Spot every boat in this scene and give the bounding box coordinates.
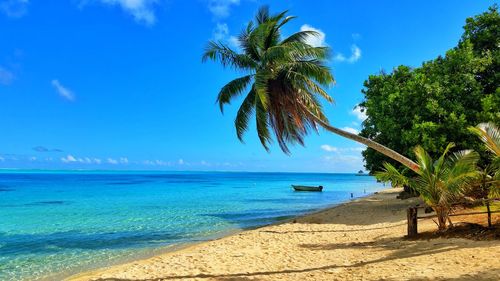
[292,185,323,192]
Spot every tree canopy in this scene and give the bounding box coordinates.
[359,5,500,174]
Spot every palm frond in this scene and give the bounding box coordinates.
[202,41,256,70]
[281,30,320,45]
[414,145,434,176]
[444,150,480,193]
[374,162,410,187]
[277,15,297,29]
[434,142,455,177]
[469,122,500,156]
[255,93,271,151]
[235,88,256,141]
[256,6,270,24]
[238,21,260,62]
[217,75,254,112]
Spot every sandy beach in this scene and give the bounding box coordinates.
[68,188,500,281]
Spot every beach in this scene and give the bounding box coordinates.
[68,188,500,281]
[0,172,387,280]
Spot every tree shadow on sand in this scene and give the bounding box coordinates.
[376,268,500,281]
[90,236,489,281]
[259,222,407,234]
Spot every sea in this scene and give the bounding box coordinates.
[0,171,385,280]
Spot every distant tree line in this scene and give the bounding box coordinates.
[359,5,500,174]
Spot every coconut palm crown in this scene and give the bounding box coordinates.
[202,6,420,172]
[203,7,333,153]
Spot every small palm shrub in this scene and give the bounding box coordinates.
[376,143,479,231]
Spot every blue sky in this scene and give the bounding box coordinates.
[0,0,496,172]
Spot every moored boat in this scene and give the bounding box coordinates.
[292,185,323,192]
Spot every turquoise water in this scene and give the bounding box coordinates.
[0,171,385,280]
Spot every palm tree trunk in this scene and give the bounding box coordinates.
[435,207,448,231]
[308,113,420,173]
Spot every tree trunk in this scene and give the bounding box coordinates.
[310,115,420,173]
[486,201,492,228]
[435,207,448,231]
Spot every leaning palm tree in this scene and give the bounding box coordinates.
[375,143,479,231]
[202,6,420,173]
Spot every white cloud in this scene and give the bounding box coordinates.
[155,159,170,166]
[323,154,364,167]
[107,158,118,164]
[0,156,4,162]
[51,79,75,101]
[212,23,239,50]
[61,155,103,164]
[0,0,29,18]
[333,53,346,62]
[321,144,366,172]
[350,147,365,152]
[324,154,361,162]
[228,36,239,48]
[342,127,359,134]
[0,66,14,85]
[213,22,229,41]
[82,0,159,25]
[351,105,367,121]
[321,145,365,153]
[321,145,338,152]
[61,155,77,163]
[29,156,37,161]
[334,44,362,63]
[142,159,170,166]
[350,45,362,62]
[300,24,326,47]
[208,0,239,18]
[178,158,184,165]
[119,157,129,164]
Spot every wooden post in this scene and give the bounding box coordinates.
[407,207,418,237]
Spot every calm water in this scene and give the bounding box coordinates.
[0,171,384,280]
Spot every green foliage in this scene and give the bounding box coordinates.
[376,143,479,230]
[360,6,500,174]
[202,6,335,154]
[461,4,500,97]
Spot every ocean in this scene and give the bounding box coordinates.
[0,171,385,280]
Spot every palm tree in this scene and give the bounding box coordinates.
[202,6,420,173]
[469,122,500,199]
[375,143,479,231]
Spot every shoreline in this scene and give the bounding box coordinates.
[62,190,380,281]
[67,188,500,281]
